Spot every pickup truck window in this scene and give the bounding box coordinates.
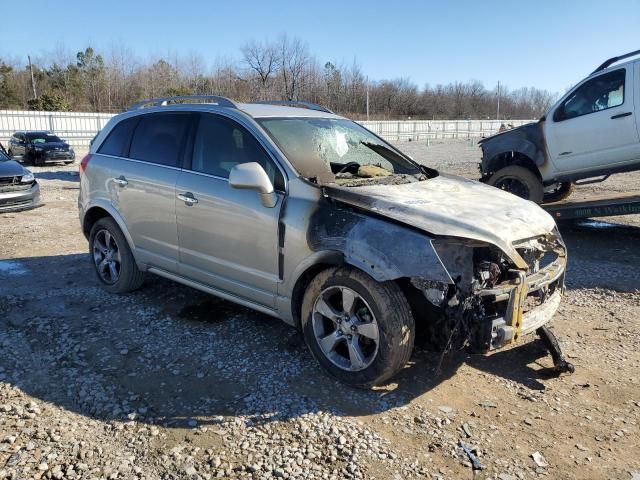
[555,68,625,122]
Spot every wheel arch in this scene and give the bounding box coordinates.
[289,259,340,329]
[82,202,136,255]
[480,124,547,179]
[485,151,542,180]
[288,217,452,328]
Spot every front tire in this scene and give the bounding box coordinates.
[543,182,575,203]
[301,267,415,388]
[89,217,144,294]
[487,165,544,203]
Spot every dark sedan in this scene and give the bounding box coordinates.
[0,151,41,212]
[8,131,75,165]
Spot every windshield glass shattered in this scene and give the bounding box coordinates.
[258,117,428,185]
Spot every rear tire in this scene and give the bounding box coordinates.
[89,217,144,294]
[487,165,544,203]
[543,182,575,203]
[301,266,415,388]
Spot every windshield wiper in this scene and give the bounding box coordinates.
[360,141,396,156]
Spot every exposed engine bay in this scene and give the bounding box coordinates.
[410,233,566,355]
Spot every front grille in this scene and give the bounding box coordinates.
[0,183,32,193]
[0,176,21,186]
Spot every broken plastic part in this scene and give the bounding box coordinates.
[536,325,575,375]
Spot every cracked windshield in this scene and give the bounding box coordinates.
[259,117,426,185]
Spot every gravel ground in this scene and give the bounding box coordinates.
[1,140,639,480]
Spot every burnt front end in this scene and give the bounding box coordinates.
[473,235,566,351]
[415,231,566,353]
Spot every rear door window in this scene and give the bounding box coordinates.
[129,113,192,167]
[98,117,140,157]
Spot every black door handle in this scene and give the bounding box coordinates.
[611,112,632,119]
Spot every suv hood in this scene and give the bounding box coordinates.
[323,174,557,269]
[0,159,26,177]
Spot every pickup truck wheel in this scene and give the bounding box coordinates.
[301,267,415,388]
[488,166,544,203]
[89,217,144,294]
[543,182,575,203]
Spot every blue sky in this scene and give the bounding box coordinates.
[2,0,639,94]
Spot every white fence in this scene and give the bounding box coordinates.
[359,119,532,141]
[0,110,115,148]
[0,109,533,148]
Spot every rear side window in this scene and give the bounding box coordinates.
[192,114,284,189]
[129,113,191,167]
[98,117,139,156]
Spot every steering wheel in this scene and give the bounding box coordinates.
[338,161,360,174]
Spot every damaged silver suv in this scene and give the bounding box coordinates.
[79,96,567,387]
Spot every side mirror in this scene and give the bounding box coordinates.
[228,162,277,208]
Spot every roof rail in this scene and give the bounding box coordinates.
[592,49,640,74]
[128,95,238,111]
[251,100,334,114]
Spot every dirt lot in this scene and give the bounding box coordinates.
[1,140,639,480]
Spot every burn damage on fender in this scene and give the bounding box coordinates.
[307,196,451,283]
[479,121,548,178]
[307,183,567,354]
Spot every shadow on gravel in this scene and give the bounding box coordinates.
[34,171,79,182]
[1,222,636,429]
[559,219,640,292]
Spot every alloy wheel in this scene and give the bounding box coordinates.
[311,286,380,371]
[92,229,122,284]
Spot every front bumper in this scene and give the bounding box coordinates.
[0,182,41,212]
[478,253,566,350]
[33,150,75,163]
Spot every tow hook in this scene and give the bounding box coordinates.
[536,325,575,375]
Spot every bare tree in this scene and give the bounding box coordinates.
[241,40,280,100]
[0,41,557,118]
[279,35,310,101]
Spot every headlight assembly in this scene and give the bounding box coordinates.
[21,170,35,183]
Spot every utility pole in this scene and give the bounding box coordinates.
[28,56,37,99]
[365,76,370,121]
[496,80,500,120]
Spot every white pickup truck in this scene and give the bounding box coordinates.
[480,50,640,204]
